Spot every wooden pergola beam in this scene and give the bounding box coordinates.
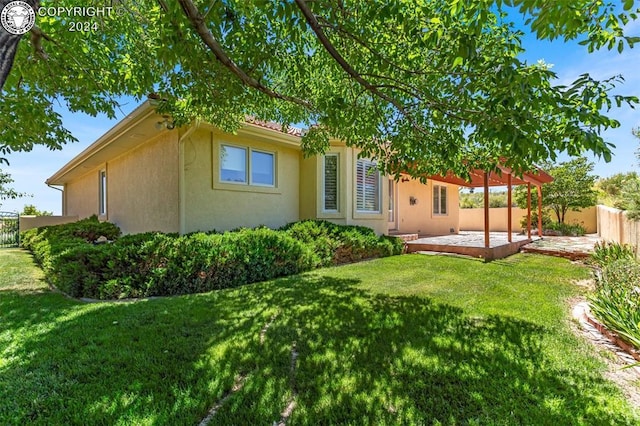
[484,172,490,248]
[527,183,532,239]
[507,173,512,243]
[537,185,543,238]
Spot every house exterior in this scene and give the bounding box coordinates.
[46,101,460,236]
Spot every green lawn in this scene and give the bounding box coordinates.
[1,248,637,425]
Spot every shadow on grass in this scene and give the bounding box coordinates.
[0,270,634,424]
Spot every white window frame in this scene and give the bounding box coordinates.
[249,148,276,187]
[433,184,448,216]
[219,143,276,188]
[322,154,339,212]
[220,144,248,185]
[98,169,107,216]
[356,159,381,214]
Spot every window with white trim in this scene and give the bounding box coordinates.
[433,184,447,215]
[356,159,380,213]
[251,150,274,186]
[220,144,275,187]
[99,170,107,216]
[323,154,339,212]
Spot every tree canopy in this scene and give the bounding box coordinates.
[20,204,52,216]
[0,168,28,209]
[1,0,639,178]
[515,157,598,223]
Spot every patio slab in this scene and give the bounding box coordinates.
[405,231,536,261]
[521,234,601,260]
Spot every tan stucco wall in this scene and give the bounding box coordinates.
[19,215,79,231]
[564,206,597,233]
[299,155,317,220]
[65,171,99,219]
[395,178,459,235]
[63,131,180,234]
[459,205,597,234]
[183,128,300,233]
[107,131,180,234]
[459,207,528,232]
[598,205,640,249]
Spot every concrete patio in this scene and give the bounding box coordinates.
[398,231,603,261]
[403,231,537,261]
[521,234,602,260]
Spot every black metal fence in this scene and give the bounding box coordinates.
[0,212,19,248]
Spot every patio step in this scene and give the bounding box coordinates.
[389,233,419,242]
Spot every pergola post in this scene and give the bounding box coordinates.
[507,173,512,243]
[527,183,532,239]
[484,172,490,248]
[537,185,543,238]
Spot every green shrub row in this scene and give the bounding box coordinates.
[544,221,587,237]
[589,241,640,350]
[21,217,403,299]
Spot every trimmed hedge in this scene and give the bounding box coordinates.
[281,220,404,266]
[21,217,403,299]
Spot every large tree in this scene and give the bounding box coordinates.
[1,0,639,178]
[515,157,598,223]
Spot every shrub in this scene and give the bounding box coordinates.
[589,258,640,350]
[519,210,552,232]
[22,219,402,299]
[21,216,117,277]
[545,221,586,237]
[281,220,403,266]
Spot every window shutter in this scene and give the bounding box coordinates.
[324,155,338,211]
[356,160,380,212]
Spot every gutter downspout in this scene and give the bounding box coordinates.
[47,184,65,215]
[178,120,201,234]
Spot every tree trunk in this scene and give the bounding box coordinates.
[0,0,39,91]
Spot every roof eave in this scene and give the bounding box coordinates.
[45,101,156,185]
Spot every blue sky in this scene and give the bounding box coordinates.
[1,19,639,214]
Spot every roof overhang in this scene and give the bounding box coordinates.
[46,101,161,185]
[426,165,553,188]
[46,102,304,186]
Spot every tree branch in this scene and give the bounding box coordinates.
[176,0,313,110]
[295,1,404,112]
[293,0,430,134]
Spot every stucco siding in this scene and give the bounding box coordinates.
[65,171,100,219]
[299,155,317,220]
[396,178,459,235]
[183,129,300,233]
[107,131,180,234]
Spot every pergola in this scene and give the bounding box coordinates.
[426,165,554,248]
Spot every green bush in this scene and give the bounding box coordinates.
[545,221,586,236]
[22,219,402,299]
[281,220,403,266]
[519,210,553,232]
[519,212,587,236]
[589,258,640,350]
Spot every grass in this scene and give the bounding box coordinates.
[1,248,638,425]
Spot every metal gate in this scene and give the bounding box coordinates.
[0,212,19,248]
